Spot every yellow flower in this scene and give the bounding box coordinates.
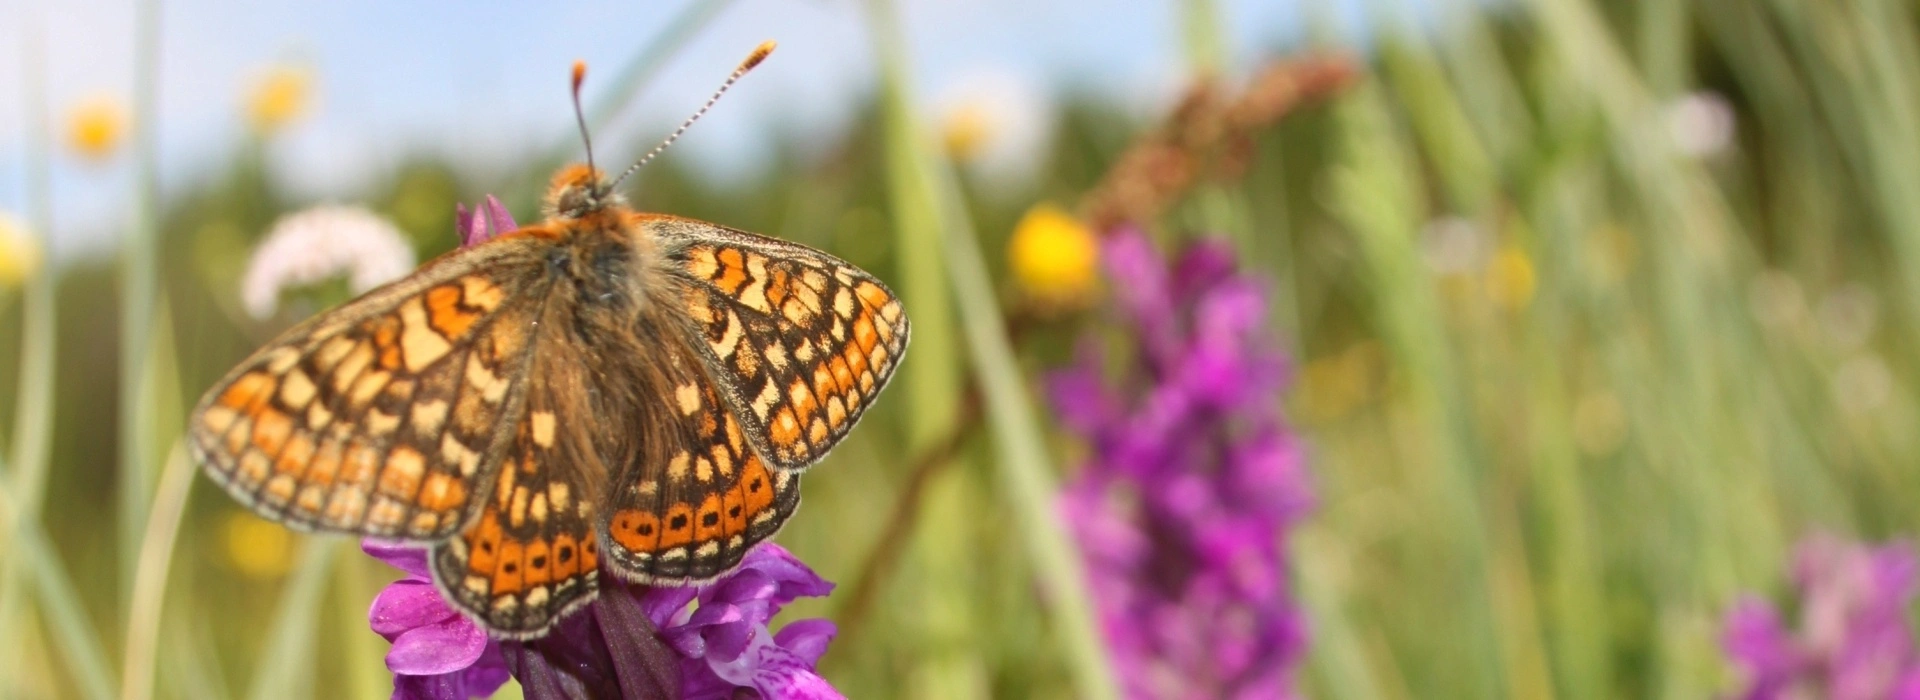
[223,511,294,579]
[942,102,993,163]
[247,64,314,134]
[1008,202,1098,306]
[1484,245,1536,310]
[65,94,127,161]
[0,212,41,288]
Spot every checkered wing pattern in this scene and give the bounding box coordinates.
[599,328,801,583]
[189,235,553,541]
[429,330,604,638]
[649,216,910,471]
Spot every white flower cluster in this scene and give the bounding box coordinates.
[241,205,415,319]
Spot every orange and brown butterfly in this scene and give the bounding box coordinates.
[187,42,908,639]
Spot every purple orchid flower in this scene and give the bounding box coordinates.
[454,195,517,248]
[1725,535,1920,700]
[356,197,844,700]
[1049,228,1312,699]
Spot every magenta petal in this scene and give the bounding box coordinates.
[370,580,458,638]
[362,539,432,578]
[742,642,846,700]
[773,619,837,665]
[387,616,490,676]
[738,545,835,605]
[481,195,517,235]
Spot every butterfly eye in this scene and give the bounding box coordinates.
[555,185,600,218]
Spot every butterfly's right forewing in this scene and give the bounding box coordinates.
[190,235,556,542]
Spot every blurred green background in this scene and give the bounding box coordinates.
[6,0,1920,697]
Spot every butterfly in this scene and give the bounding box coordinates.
[186,44,909,639]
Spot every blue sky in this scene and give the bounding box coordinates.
[0,0,1367,258]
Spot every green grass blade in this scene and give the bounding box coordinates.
[932,163,1120,699]
[120,442,193,700]
[246,540,340,700]
[119,0,166,594]
[1,14,61,687]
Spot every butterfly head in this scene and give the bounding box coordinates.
[544,164,626,220]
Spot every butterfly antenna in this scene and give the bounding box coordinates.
[607,41,776,192]
[570,61,601,190]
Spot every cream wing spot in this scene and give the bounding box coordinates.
[441,435,479,476]
[710,310,745,358]
[306,403,333,430]
[264,347,302,373]
[348,371,391,408]
[279,369,317,409]
[460,275,506,310]
[833,288,854,319]
[201,406,239,435]
[398,298,453,372]
[676,383,701,415]
[764,340,789,371]
[333,342,375,393]
[312,336,358,373]
[530,411,557,448]
[367,497,407,529]
[366,410,401,437]
[412,400,449,438]
[510,487,529,527]
[751,380,779,421]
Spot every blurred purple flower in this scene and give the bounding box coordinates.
[455,195,517,247]
[1049,228,1312,699]
[356,198,845,700]
[1724,534,1920,700]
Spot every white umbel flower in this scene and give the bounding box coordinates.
[241,205,415,319]
[1667,92,1736,157]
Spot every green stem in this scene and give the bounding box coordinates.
[246,541,339,700]
[120,0,165,598]
[932,161,1121,700]
[0,13,61,689]
[120,443,193,700]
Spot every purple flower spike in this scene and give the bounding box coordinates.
[1049,228,1312,699]
[1724,535,1920,700]
[455,195,518,247]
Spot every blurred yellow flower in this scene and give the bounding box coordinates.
[1484,246,1536,310]
[0,212,42,288]
[1008,202,1098,306]
[224,511,294,579]
[65,94,127,161]
[247,64,314,134]
[942,103,992,163]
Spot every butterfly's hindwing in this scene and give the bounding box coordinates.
[190,237,553,541]
[597,327,801,584]
[430,340,602,638]
[649,217,910,472]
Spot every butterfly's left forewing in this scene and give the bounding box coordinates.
[190,235,554,541]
